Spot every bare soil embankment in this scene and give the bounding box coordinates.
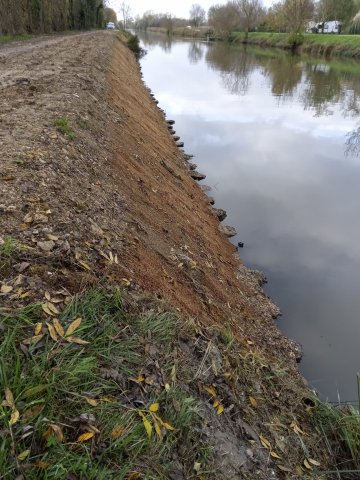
[0,31,339,478]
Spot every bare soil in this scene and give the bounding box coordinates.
[0,31,331,479]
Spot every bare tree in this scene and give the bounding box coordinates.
[234,0,265,41]
[208,2,239,37]
[281,0,314,34]
[189,3,206,26]
[120,2,131,30]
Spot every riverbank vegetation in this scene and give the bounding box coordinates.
[0,0,107,36]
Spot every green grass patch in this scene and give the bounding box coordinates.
[0,34,34,43]
[0,288,209,479]
[230,31,360,58]
[54,117,76,140]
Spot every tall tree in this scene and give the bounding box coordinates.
[234,0,265,41]
[208,2,239,37]
[281,0,314,33]
[317,0,357,25]
[120,1,131,30]
[189,3,206,26]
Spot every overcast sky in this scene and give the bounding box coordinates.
[109,0,275,20]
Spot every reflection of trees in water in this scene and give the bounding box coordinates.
[138,32,173,52]
[300,64,343,117]
[188,42,204,64]
[205,43,257,95]
[262,55,303,99]
[345,124,360,157]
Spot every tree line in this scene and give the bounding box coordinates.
[133,0,360,38]
[0,0,108,35]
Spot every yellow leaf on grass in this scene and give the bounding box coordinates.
[153,418,162,439]
[4,388,15,408]
[303,459,313,470]
[42,303,55,317]
[128,473,140,480]
[142,416,152,438]
[153,413,175,431]
[66,336,89,345]
[53,319,64,337]
[9,409,20,425]
[22,334,44,345]
[46,322,58,341]
[32,461,49,469]
[121,278,131,286]
[290,421,305,435]
[23,404,44,422]
[277,465,292,472]
[1,284,13,294]
[111,425,126,439]
[149,403,159,412]
[18,449,30,461]
[249,396,257,408]
[259,435,271,450]
[216,404,224,415]
[308,458,321,466]
[65,317,82,336]
[34,322,43,335]
[213,399,220,408]
[85,397,98,407]
[165,383,171,392]
[203,385,217,397]
[77,431,95,442]
[45,291,51,301]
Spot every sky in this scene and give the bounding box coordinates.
[109,0,275,20]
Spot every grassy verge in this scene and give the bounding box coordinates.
[0,34,34,43]
[0,288,208,479]
[230,32,360,58]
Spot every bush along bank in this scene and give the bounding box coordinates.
[229,31,360,58]
[1,30,360,479]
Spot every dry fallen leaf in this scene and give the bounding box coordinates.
[270,451,281,459]
[34,322,43,335]
[85,397,99,407]
[111,425,126,439]
[149,403,159,412]
[65,317,82,336]
[1,284,13,294]
[203,385,217,397]
[65,336,89,345]
[46,322,58,342]
[216,404,224,415]
[153,418,162,439]
[53,318,64,337]
[249,396,257,408]
[22,404,44,422]
[259,434,271,450]
[4,388,15,408]
[142,415,152,438]
[22,334,44,345]
[303,458,313,470]
[77,431,95,442]
[153,413,174,431]
[9,409,20,425]
[308,458,321,466]
[42,303,55,317]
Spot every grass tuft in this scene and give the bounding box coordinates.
[55,117,76,140]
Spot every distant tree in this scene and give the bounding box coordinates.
[234,0,265,41]
[120,1,131,30]
[316,0,357,25]
[208,2,239,37]
[189,3,206,26]
[104,7,117,24]
[281,0,314,34]
[264,2,287,31]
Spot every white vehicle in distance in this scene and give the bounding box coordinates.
[106,22,115,30]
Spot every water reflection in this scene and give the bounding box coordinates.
[139,33,360,402]
[188,42,204,64]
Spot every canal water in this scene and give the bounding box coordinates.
[139,32,360,403]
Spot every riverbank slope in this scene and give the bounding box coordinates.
[0,31,351,478]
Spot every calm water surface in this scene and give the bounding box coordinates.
[139,33,360,402]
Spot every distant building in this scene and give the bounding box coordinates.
[306,20,342,34]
